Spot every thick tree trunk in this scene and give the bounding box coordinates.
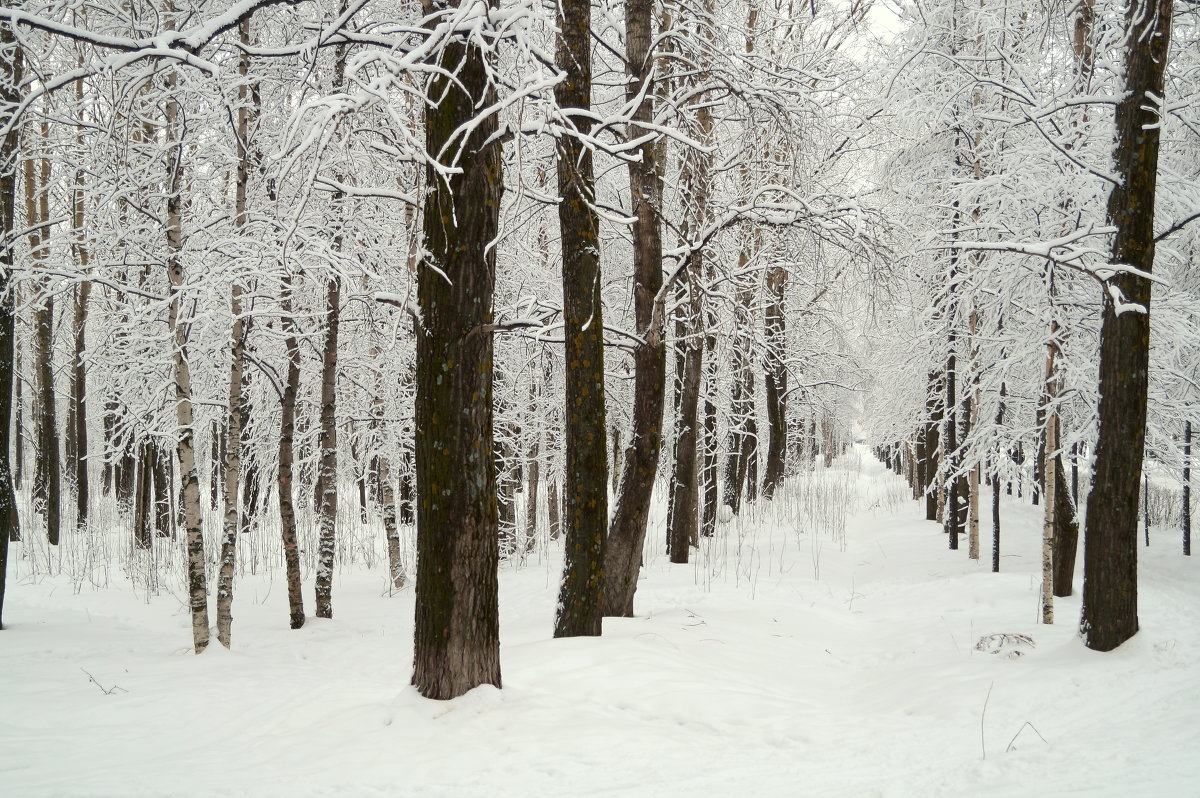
[1080,0,1170,652]
[411,19,503,698]
[553,0,608,636]
[603,0,666,619]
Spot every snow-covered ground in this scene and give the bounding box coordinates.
[3,449,1198,797]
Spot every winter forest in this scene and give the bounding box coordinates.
[1,0,1198,794]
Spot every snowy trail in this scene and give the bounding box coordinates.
[3,450,1198,797]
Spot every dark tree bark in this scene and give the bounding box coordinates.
[1052,455,1080,597]
[924,371,942,521]
[70,281,89,532]
[411,15,503,697]
[603,0,666,618]
[700,306,719,537]
[554,0,608,635]
[761,266,788,499]
[666,273,701,564]
[1185,421,1191,557]
[398,445,414,525]
[27,151,60,547]
[1080,0,1171,652]
[278,280,306,630]
[152,442,172,538]
[0,26,18,626]
[548,478,561,541]
[134,442,152,549]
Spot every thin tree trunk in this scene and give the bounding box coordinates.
[604,0,666,618]
[411,20,503,698]
[0,28,20,625]
[548,478,561,541]
[666,272,701,564]
[1080,0,1170,651]
[700,314,718,537]
[524,436,540,556]
[924,371,942,521]
[26,148,60,547]
[1052,455,1079,596]
[216,20,255,645]
[1183,421,1190,556]
[315,271,340,619]
[134,442,152,549]
[278,277,306,630]
[152,442,172,538]
[762,266,788,499]
[68,68,91,531]
[1042,380,1057,624]
[164,75,209,653]
[379,454,405,588]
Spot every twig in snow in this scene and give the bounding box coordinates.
[1006,721,1049,752]
[981,682,994,760]
[82,668,127,696]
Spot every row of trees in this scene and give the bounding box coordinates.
[864,0,1197,649]
[0,0,1195,696]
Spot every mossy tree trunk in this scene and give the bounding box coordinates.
[410,12,503,698]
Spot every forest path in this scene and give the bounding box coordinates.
[2,449,1198,796]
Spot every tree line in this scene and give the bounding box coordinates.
[0,0,1196,698]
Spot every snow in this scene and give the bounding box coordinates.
[3,449,1199,797]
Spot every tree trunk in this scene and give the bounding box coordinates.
[165,93,210,654]
[26,149,60,547]
[1184,421,1191,557]
[216,19,255,647]
[410,20,503,698]
[700,316,719,537]
[924,371,942,521]
[1042,389,1057,624]
[553,0,608,636]
[548,478,561,541]
[134,442,152,549]
[524,435,540,556]
[1080,0,1170,652]
[278,279,306,630]
[603,0,666,619]
[0,27,19,626]
[762,265,788,499]
[1052,455,1080,596]
[379,454,405,588]
[666,273,702,564]
[315,273,340,619]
